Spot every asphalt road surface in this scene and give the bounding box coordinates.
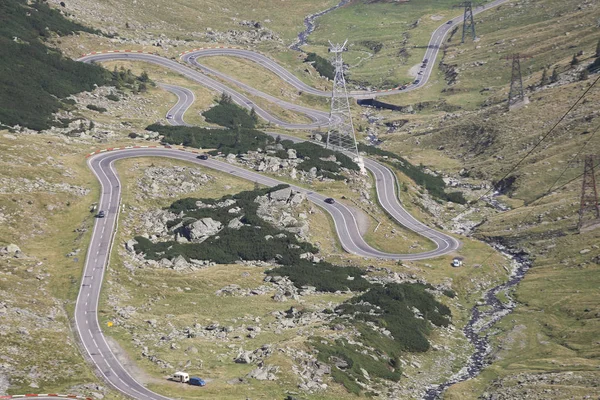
[71,2,511,398]
[160,83,194,126]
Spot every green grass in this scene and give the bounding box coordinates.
[0,133,118,395]
[307,0,459,88]
[56,0,340,44]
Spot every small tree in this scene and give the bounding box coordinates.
[139,71,150,82]
[590,57,600,73]
[250,107,258,124]
[550,67,559,83]
[571,54,579,66]
[219,92,232,105]
[275,134,281,144]
[579,69,589,81]
[89,120,95,130]
[540,68,549,86]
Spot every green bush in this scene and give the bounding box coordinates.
[133,185,319,265]
[0,0,110,130]
[312,336,401,393]
[106,94,119,101]
[337,283,451,353]
[360,40,384,54]
[309,283,452,394]
[110,66,152,91]
[267,262,371,292]
[279,141,359,179]
[146,124,274,155]
[202,102,256,129]
[305,53,335,80]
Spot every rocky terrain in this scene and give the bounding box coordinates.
[94,159,495,399]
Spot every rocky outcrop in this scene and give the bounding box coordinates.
[234,345,273,364]
[255,187,309,238]
[187,218,223,241]
[246,363,279,381]
[137,165,212,200]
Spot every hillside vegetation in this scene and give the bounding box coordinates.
[355,0,600,397]
[129,183,454,395]
[0,0,110,130]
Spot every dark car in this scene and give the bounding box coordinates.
[197,154,208,160]
[324,198,335,204]
[97,210,106,218]
[189,377,206,386]
[447,20,453,24]
[414,80,420,84]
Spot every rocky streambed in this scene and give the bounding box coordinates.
[423,244,532,399]
[290,0,351,51]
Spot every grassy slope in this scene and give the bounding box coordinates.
[57,0,338,43]
[15,0,599,397]
[346,0,600,397]
[306,0,459,87]
[105,157,362,400]
[0,133,130,398]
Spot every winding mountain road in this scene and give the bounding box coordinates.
[72,1,510,399]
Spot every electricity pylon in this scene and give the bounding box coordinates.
[579,155,600,231]
[454,2,476,42]
[326,40,359,162]
[502,54,532,109]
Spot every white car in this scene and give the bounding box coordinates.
[166,114,173,119]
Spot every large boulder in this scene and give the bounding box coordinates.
[247,364,278,381]
[234,350,254,364]
[2,244,21,255]
[227,216,245,230]
[171,255,189,270]
[188,218,222,240]
[125,239,138,252]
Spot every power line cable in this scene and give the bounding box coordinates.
[474,74,599,204]
[401,76,598,238]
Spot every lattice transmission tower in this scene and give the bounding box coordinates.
[454,2,476,43]
[326,40,359,161]
[503,54,532,108]
[579,155,600,231]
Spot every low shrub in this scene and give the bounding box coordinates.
[0,0,110,130]
[336,283,451,353]
[133,185,318,265]
[267,262,371,292]
[146,124,274,155]
[305,52,334,80]
[202,102,256,129]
